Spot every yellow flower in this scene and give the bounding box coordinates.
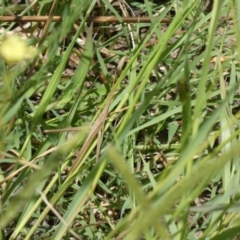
[0,34,28,64]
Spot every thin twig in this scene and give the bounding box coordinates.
[0,15,171,23]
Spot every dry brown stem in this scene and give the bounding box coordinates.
[0,15,171,23]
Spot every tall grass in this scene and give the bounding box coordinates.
[0,0,240,239]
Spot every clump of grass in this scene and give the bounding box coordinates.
[0,0,240,239]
